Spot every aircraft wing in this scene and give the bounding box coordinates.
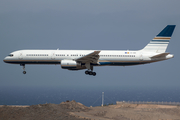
[76,51,100,63]
[150,53,170,58]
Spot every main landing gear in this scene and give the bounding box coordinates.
[85,63,96,76]
[20,64,26,74]
[85,70,96,76]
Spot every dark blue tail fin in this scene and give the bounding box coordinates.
[142,25,176,53]
[157,25,176,37]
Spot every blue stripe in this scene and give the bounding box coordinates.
[99,62,148,66]
[151,40,170,42]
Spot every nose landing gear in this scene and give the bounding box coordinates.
[20,64,26,74]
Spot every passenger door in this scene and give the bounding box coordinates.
[51,52,55,60]
[139,53,143,61]
[19,52,23,59]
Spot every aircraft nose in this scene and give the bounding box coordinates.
[3,57,8,63]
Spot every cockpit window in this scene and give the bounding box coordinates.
[8,54,13,57]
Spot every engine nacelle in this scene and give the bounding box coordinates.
[61,60,81,69]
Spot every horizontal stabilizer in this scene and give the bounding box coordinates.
[150,53,169,58]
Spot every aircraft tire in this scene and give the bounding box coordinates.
[89,72,93,75]
[93,72,96,76]
[85,71,89,75]
[23,71,26,74]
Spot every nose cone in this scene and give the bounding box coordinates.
[3,57,8,63]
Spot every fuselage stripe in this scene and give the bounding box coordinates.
[153,37,171,40]
[151,40,170,42]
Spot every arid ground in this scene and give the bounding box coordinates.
[1,100,180,120]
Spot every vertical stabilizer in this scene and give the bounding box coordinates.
[141,25,176,53]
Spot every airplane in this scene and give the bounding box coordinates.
[3,25,175,76]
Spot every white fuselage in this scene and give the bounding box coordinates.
[3,49,173,66]
[3,25,175,75]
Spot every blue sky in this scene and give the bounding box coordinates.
[1,0,180,90]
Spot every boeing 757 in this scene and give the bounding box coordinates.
[3,25,175,76]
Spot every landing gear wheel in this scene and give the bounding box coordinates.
[85,71,89,75]
[21,64,26,74]
[23,71,26,74]
[93,72,96,76]
[89,72,93,75]
[85,70,96,76]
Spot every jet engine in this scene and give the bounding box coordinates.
[61,60,82,70]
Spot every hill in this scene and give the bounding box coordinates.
[1,100,180,120]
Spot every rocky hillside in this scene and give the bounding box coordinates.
[0,100,89,120]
